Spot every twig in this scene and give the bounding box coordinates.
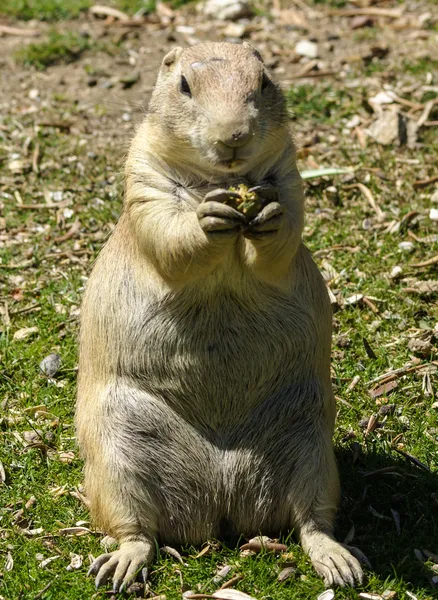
[0,260,35,270]
[417,100,436,128]
[14,203,68,210]
[0,24,40,36]
[10,304,41,316]
[395,449,431,472]
[32,143,40,174]
[287,70,337,81]
[413,175,438,188]
[34,580,55,599]
[346,183,385,222]
[329,7,404,18]
[388,93,423,111]
[314,245,360,258]
[366,361,438,386]
[45,249,92,259]
[53,219,81,244]
[89,5,130,20]
[411,254,438,268]
[346,375,360,392]
[219,574,244,589]
[363,296,379,313]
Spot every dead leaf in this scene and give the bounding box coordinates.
[277,566,296,582]
[213,590,257,600]
[408,338,433,357]
[39,555,60,568]
[58,526,91,536]
[58,451,75,463]
[192,544,212,559]
[89,4,129,19]
[239,541,287,553]
[160,546,184,564]
[66,553,83,570]
[370,380,398,398]
[13,326,39,341]
[5,552,14,572]
[404,280,438,296]
[317,590,335,600]
[213,565,232,583]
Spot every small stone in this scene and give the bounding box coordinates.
[408,338,433,357]
[367,110,410,146]
[39,353,61,377]
[223,22,247,38]
[350,15,374,29]
[295,40,318,58]
[202,0,252,21]
[429,208,438,221]
[51,190,64,202]
[389,265,403,280]
[66,553,83,571]
[28,88,39,100]
[278,566,296,582]
[8,159,28,174]
[398,241,414,252]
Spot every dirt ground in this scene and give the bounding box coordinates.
[1,1,436,159]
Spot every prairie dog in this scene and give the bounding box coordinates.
[76,42,365,593]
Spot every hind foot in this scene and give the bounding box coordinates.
[88,539,154,593]
[303,532,364,587]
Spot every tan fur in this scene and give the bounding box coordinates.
[76,42,365,593]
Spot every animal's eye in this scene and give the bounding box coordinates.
[180,75,192,97]
[261,73,270,92]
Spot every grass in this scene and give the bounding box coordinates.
[1,2,438,599]
[0,0,194,21]
[15,31,93,69]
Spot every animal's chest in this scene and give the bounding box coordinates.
[122,286,321,415]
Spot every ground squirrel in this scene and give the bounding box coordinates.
[76,41,366,593]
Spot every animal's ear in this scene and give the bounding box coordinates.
[162,47,183,69]
[242,41,264,63]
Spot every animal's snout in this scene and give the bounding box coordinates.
[218,128,253,149]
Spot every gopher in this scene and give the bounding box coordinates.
[76,41,365,593]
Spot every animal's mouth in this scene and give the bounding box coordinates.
[218,158,247,170]
[215,147,253,171]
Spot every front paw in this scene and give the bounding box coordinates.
[197,189,246,236]
[244,201,283,239]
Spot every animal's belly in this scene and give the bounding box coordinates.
[121,288,322,427]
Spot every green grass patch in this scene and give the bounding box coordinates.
[0,0,196,21]
[15,31,92,70]
[403,58,438,75]
[0,0,91,21]
[287,84,356,123]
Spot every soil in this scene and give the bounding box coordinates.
[0,1,436,157]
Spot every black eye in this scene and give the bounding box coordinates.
[261,73,270,92]
[180,75,191,97]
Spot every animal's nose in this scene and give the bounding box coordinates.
[217,128,253,149]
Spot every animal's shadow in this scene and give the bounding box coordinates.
[335,443,438,588]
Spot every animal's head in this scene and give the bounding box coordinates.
[148,42,288,176]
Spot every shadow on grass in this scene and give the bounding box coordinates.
[336,443,438,588]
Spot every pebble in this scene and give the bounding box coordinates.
[39,353,61,377]
[295,40,319,58]
[202,0,252,21]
